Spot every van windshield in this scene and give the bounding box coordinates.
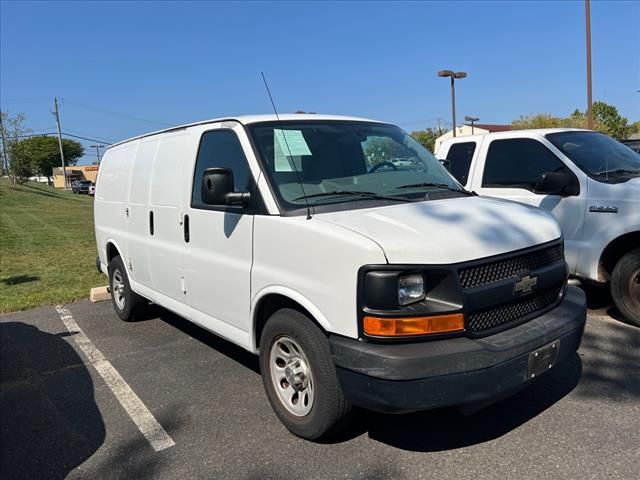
[546,131,640,181]
[249,121,465,211]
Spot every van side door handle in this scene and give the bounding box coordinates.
[149,210,154,235]
[183,214,190,243]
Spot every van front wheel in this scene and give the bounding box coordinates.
[259,308,351,440]
[611,248,640,327]
[108,255,143,322]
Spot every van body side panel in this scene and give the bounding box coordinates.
[94,142,136,266]
[126,138,159,286]
[251,216,387,340]
[147,132,188,299]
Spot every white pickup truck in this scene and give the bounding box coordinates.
[438,129,640,326]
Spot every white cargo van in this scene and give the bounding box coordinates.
[438,129,640,326]
[95,115,586,439]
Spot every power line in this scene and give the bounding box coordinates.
[62,98,174,127]
[61,132,113,145]
[63,128,116,143]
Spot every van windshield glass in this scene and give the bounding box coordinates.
[249,121,464,209]
[546,131,640,179]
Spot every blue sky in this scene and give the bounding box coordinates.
[1,0,639,164]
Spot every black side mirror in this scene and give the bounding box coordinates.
[201,168,250,206]
[534,171,579,196]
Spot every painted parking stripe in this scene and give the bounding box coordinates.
[55,305,175,452]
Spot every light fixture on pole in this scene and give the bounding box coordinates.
[465,116,480,134]
[438,70,467,137]
[90,145,105,164]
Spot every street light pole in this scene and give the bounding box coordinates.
[585,0,593,129]
[90,145,105,164]
[465,116,480,135]
[438,70,467,137]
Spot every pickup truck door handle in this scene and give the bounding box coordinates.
[183,214,190,243]
[149,210,154,235]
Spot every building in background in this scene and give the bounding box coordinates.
[434,123,512,152]
[52,165,99,188]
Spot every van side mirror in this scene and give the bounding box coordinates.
[534,171,579,196]
[201,168,250,206]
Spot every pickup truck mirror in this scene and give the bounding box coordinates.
[534,171,579,196]
[201,168,250,206]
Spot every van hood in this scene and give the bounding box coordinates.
[315,196,562,264]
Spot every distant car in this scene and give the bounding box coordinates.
[72,180,93,194]
[88,183,96,196]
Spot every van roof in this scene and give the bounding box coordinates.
[107,113,385,149]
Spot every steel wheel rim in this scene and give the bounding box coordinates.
[269,335,314,417]
[112,269,126,310]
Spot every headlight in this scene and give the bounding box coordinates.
[398,274,425,306]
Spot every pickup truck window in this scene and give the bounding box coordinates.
[546,131,640,182]
[482,138,567,190]
[191,130,251,208]
[446,142,476,184]
[249,121,462,210]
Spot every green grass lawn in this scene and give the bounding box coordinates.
[0,178,105,313]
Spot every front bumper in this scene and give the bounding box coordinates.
[330,286,586,413]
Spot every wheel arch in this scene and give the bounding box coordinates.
[105,239,124,265]
[251,288,331,351]
[598,231,640,282]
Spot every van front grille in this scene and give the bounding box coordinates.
[467,284,563,334]
[459,243,564,289]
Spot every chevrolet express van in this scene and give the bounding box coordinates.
[94,114,586,440]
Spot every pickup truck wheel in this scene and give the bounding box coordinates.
[611,248,640,327]
[259,308,351,440]
[108,255,143,322]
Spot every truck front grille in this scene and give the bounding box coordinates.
[467,284,563,334]
[459,243,564,289]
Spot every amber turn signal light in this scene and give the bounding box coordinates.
[363,313,464,337]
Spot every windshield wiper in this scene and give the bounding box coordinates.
[396,182,476,195]
[293,190,411,202]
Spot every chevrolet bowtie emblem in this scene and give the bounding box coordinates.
[514,274,537,295]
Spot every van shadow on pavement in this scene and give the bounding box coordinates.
[0,322,106,480]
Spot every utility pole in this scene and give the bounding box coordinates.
[0,111,10,176]
[465,116,480,135]
[53,97,67,188]
[585,0,593,129]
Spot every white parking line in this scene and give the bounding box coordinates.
[55,305,175,452]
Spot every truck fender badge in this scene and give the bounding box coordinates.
[514,274,537,295]
[589,205,618,213]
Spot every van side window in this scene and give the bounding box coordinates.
[191,130,251,208]
[482,138,568,190]
[446,142,476,184]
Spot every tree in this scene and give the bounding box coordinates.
[512,101,634,140]
[16,136,84,180]
[410,127,445,153]
[0,111,31,185]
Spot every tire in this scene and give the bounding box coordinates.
[259,308,351,440]
[611,248,640,327]
[108,255,143,322]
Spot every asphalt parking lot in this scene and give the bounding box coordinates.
[1,289,639,480]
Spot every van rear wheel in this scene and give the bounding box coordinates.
[611,248,640,327]
[259,308,351,440]
[108,255,143,322]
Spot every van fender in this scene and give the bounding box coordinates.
[103,237,126,267]
[250,286,332,350]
